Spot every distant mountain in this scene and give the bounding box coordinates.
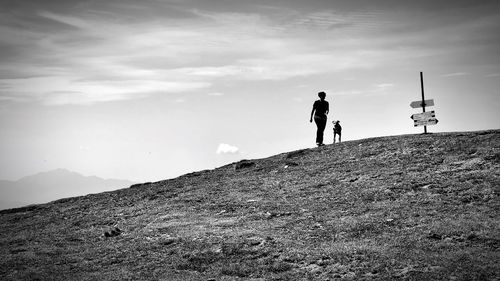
[0,169,135,210]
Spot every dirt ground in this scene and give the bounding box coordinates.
[1,130,499,280]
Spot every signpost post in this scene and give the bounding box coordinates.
[420,72,427,134]
[409,72,438,133]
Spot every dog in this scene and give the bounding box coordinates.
[333,120,342,143]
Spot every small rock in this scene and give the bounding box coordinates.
[104,227,122,238]
[304,264,322,273]
[162,238,177,245]
[265,236,274,242]
[216,210,227,215]
[286,150,306,159]
[248,239,262,246]
[467,232,478,240]
[313,223,323,229]
[316,259,329,266]
[427,232,442,240]
[265,212,276,219]
[130,182,152,189]
[235,160,256,170]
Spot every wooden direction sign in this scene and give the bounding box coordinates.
[410,99,434,108]
[414,118,438,127]
[411,111,435,121]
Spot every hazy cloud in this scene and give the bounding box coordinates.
[486,73,500,77]
[442,72,470,77]
[79,145,91,151]
[216,143,239,154]
[0,76,211,105]
[38,11,91,29]
[375,83,395,88]
[334,83,396,96]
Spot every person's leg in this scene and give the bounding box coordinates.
[317,118,326,145]
[314,118,321,144]
[339,132,341,143]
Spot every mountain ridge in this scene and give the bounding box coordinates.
[0,130,498,280]
[0,169,135,210]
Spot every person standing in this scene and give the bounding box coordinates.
[310,91,329,146]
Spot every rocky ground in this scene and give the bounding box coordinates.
[1,130,499,280]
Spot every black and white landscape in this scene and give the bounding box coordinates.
[1,0,499,280]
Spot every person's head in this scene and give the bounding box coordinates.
[318,91,326,100]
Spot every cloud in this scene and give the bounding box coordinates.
[38,11,91,29]
[79,145,91,151]
[286,10,381,32]
[442,72,470,77]
[486,73,500,77]
[3,1,496,106]
[333,83,396,96]
[2,7,383,105]
[0,76,211,105]
[375,83,395,89]
[216,143,239,154]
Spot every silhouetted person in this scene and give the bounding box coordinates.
[310,91,329,146]
[333,120,342,143]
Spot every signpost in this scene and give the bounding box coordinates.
[410,72,438,133]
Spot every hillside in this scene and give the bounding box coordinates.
[0,169,135,210]
[0,130,499,280]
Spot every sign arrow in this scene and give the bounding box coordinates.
[411,111,435,120]
[410,99,434,108]
[414,118,439,127]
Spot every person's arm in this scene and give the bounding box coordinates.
[310,103,316,122]
[326,102,330,115]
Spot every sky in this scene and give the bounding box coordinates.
[1,0,499,183]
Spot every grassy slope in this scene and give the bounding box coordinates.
[0,130,499,280]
